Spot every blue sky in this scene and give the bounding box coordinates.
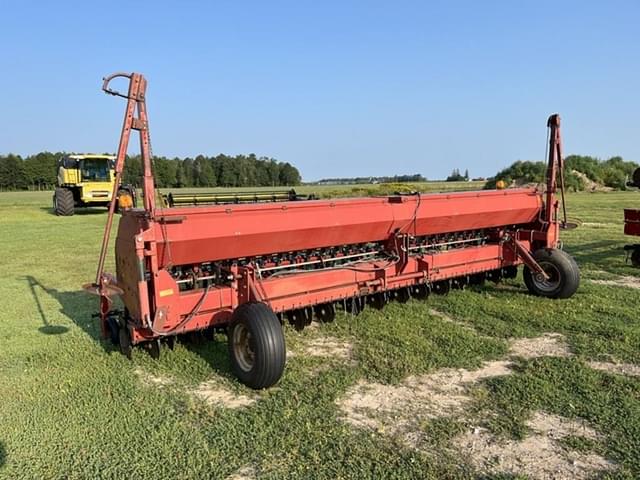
[0,1,638,181]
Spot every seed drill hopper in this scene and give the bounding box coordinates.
[87,72,580,389]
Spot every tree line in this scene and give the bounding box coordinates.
[445,168,470,182]
[484,155,638,191]
[0,152,302,191]
[314,174,426,185]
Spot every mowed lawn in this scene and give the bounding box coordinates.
[0,188,639,479]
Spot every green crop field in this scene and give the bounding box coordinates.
[1,189,639,479]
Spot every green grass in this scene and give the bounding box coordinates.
[0,189,639,479]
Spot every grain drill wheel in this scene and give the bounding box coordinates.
[432,280,450,295]
[390,288,410,303]
[346,297,365,315]
[314,303,336,323]
[367,292,387,310]
[228,302,286,389]
[523,248,580,299]
[486,269,502,283]
[287,309,312,331]
[451,276,467,290]
[148,339,161,359]
[118,324,132,359]
[107,316,119,346]
[409,284,429,300]
[53,187,74,216]
[502,266,518,279]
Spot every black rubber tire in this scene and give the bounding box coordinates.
[314,304,335,323]
[468,273,486,286]
[390,288,410,303]
[148,339,161,360]
[502,266,518,279]
[367,292,387,310]
[228,302,286,389]
[410,284,429,300]
[346,297,366,315]
[118,325,132,359]
[451,277,467,290]
[54,187,74,216]
[523,248,580,299]
[631,248,640,268]
[486,269,502,284]
[432,281,450,295]
[107,317,119,346]
[287,309,310,331]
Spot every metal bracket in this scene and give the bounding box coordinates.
[512,239,549,280]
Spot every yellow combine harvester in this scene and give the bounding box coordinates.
[53,154,136,216]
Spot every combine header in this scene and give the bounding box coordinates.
[87,72,580,389]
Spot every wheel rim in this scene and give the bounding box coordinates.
[532,261,561,294]
[232,323,255,372]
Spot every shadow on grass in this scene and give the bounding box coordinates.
[0,440,5,468]
[39,207,109,216]
[567,240,625,271]
[24,276,70,335]
[22,276,109,349]
[176,329,235,381]
[23,276,235,378]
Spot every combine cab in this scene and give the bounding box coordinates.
[53,154,136,216]
[86,72,580,390]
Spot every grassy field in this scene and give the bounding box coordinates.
[0,188,639,479]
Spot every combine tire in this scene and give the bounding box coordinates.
[53,187,74,216]
[228,302,286,389]
[523,248,580,299]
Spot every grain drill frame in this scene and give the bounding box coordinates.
[87,72,580,389]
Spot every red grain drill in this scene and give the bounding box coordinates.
[86,73,580,389]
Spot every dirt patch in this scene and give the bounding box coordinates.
[191,380,256,409]
[588,361,640,377]
[226,466,256,480]
[304,337,353,361]
[582,222,613,228]
[455,411,614,479]
[337,334,572,448]
[509,333,571,359]
[428,308,477,332]
[337,360,512,445]
[134,367,174,388]
[592,276,640,290]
